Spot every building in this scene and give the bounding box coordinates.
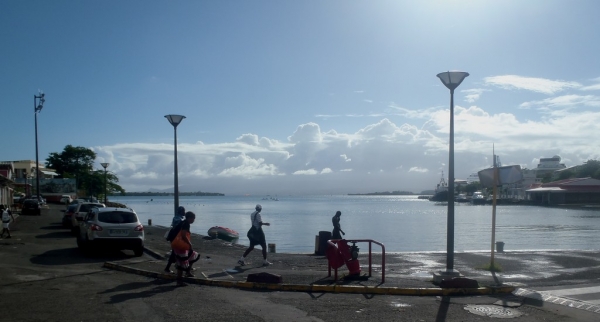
[0,162,16,206]
[526,177,600,206]
[0,160,73,203]
[535,155,566,177]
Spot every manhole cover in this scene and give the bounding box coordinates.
[464,305,523,319]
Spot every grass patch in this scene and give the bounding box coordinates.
[477,262,503,272]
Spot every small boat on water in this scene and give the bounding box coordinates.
[470,191,486,205]
[455,193,469,203]
[207,226,239,241]
[429,172,449,202]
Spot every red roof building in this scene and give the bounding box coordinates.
[526,177,600,206]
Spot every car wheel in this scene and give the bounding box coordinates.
[134,246,144,257]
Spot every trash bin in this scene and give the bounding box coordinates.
[315,235,320,254]
[496,241,505,253]
[317,231,332,255]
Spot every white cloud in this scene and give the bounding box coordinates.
[94,100,600,195]
[581,80,600,91]
[462,88,488,103]
[293,169,319,175]
[520,95,600,110]
[484,75,581,95]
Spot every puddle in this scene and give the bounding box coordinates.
[390,301,411,308]
[410,271,433,278]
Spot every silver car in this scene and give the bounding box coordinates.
[71,202,105,235]
[77,207,145,256]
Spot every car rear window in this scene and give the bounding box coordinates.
[98,211,138,224]
[79,204,104,212]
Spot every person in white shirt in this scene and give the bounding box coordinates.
[1,204,15,239]
[238,204,271,266]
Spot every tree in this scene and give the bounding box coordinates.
[558,169,575,180]
[46,145,96,187]
[464,182,482,195]
[45,145,125,195]
[577,160,600,179]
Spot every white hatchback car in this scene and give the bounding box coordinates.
[71,202,105,235]
[77,207,145,256]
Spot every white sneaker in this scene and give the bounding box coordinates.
[237,259,246,266]
[263,260,272,266]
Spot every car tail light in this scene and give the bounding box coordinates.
[91,224,103,231]
[134,225,144,232]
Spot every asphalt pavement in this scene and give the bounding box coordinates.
[1,203,600,321]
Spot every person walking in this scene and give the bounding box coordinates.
[1,204,15,239]
[332,210,345,240]
[164,206,186,273]
[170,211,200,287]
[238,204,271,266]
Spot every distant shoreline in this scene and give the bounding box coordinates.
[348,191,416,196]
[111,192,225,197]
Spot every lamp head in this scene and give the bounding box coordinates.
[101,162,110,169]
[437,71,469,91]
[165,114,186,127]
[35,93,45,113]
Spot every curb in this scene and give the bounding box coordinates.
[143,246,166,260]
[103,262,516,296]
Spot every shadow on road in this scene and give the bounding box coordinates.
[39,224,66,231]
[435,296,450,322]
[35,231,73,239]
[30,247,137,265]
[104,279,177,304]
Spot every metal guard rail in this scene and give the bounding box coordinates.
[327,239,386,283]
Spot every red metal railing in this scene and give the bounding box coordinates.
[327,239,386,283]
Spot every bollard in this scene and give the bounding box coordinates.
[148,219,152,226]
[315,235,319,254]
[268,243,276,253]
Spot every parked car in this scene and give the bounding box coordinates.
[77,207,145,256]
[21,199,41,216]
[62,204,78,228]
[35,196,46,205]
[60,195,73,204]
[71,202,105,235]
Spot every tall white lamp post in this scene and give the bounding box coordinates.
[101,163,109,204]
[435,71,469,279]
[165,114,186,217]
[34,92,46,202]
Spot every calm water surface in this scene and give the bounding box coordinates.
[109,195,600,253]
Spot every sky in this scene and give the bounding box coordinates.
[2,0,600,195]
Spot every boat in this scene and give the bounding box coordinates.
[207,226,239,241]
[429,172,449,202]
[455,193,469,203]
[470,191,486,205]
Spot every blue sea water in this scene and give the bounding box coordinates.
[109,195,600,254]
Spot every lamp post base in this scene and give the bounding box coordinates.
[432,269,462,285]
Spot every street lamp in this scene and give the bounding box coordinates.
[436,71,469,279]
[165,114,186,217]
[34,92,46,202]
[101,163,109,204]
